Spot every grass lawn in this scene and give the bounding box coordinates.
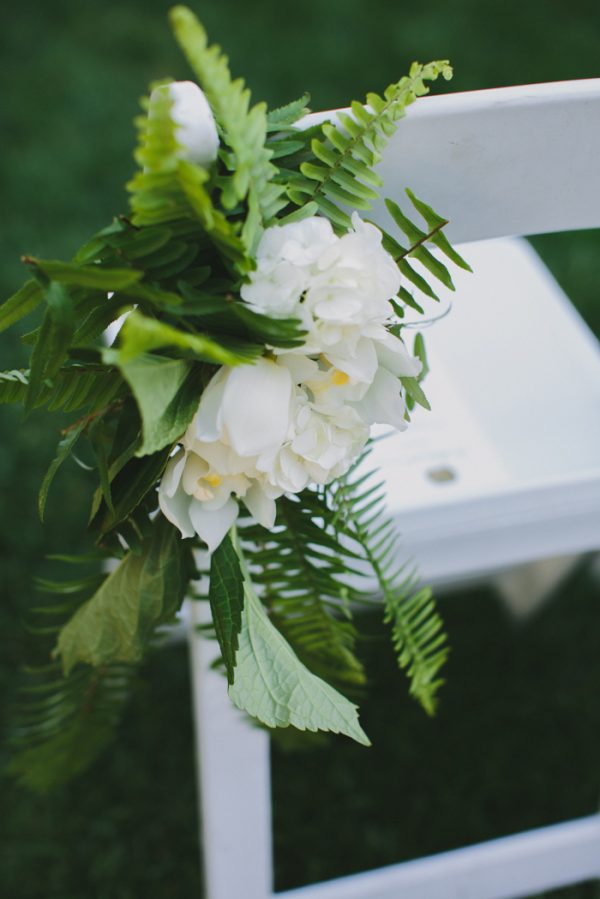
[1,1,599,896]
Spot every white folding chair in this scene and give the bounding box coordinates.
[187,79,600,899]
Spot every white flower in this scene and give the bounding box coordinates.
[149,80,219,167]
[158,444,280,553]
[157,215,424,551]
[240,213,401,359]
[241,216,337,314]
[193,357,294,456]
[257,389,369,492]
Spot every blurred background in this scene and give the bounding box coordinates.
[1,1,599,896]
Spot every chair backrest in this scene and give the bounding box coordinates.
[302,79,600,243]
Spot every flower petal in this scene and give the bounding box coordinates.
[243,483,277,529]
[352,367,408,430]
[158,477,195,539]
[189,497,239,554]
[222,359,293,456]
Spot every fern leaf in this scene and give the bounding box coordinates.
[330,450,449,714]
[241,493,367,690]
[288,61,452,229]
[267,93,311,132]
[0,366,124,413]
[169,5,287,244]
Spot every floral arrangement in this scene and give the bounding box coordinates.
[1,6,469,789]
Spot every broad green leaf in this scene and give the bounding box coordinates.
[38,421,86,521]
[55,518,191,673]
[228,574,370,745]
[112,309,254,367]
[0,280,43,333]
[105,350,204,456]
[209,533,244,684]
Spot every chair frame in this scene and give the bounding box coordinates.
[188,79,600,899]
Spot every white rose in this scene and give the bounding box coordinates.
[149,80,219,167]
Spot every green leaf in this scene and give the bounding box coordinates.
[176,160,250,270]
[97,448,170,535]
[38,421,86,521]
[405,189,472,272]
[330,452,448,714]
[110,309,256,367]
[55,518,191,673]
[229,550,370,745]
[401,376,431,410]
[267,93,311,131]
[107,351,204,456]
[0,366,123,413]
[209,532,244,684]
[26,282,76,411]
[7,662,136,793]
[24,258,143,290]
[0,280,43,333]
[169,6,286,232]
[288,61,452,225]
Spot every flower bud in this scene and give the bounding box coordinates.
[150,80,219,167]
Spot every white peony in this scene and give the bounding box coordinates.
[240,212,401,357]
[158,357,294,551]
[149,80,219,167]
[158,212,426,552]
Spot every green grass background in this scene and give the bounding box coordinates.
[1,1,599,896]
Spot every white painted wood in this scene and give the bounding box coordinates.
[302,79,600,243]
[186,599,273,899]
[278,816,600,899]
[365,238,600,586]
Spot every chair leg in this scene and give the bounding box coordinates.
[187,599,273,899]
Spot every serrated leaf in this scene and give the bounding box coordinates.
[209,533,244,684]
[55,518,191,673]
[228,573,370,745]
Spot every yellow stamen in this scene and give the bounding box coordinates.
[331,369,350,386]
[205,473,222,487]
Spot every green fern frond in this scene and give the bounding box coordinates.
[240,493,367,689]
[0,366,124,412]
[329,449,449,714]
[126,80,250,271]
[169,5,287,247]
[287,61,452,229]
[7,660,137,792]
[267,93,311,132]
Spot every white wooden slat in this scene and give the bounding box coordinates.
[186,599,273,899]
[365,238,600,585]
[301,79,600,243]
[278,816,600,899]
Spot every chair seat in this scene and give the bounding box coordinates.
[368,237,600,585]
